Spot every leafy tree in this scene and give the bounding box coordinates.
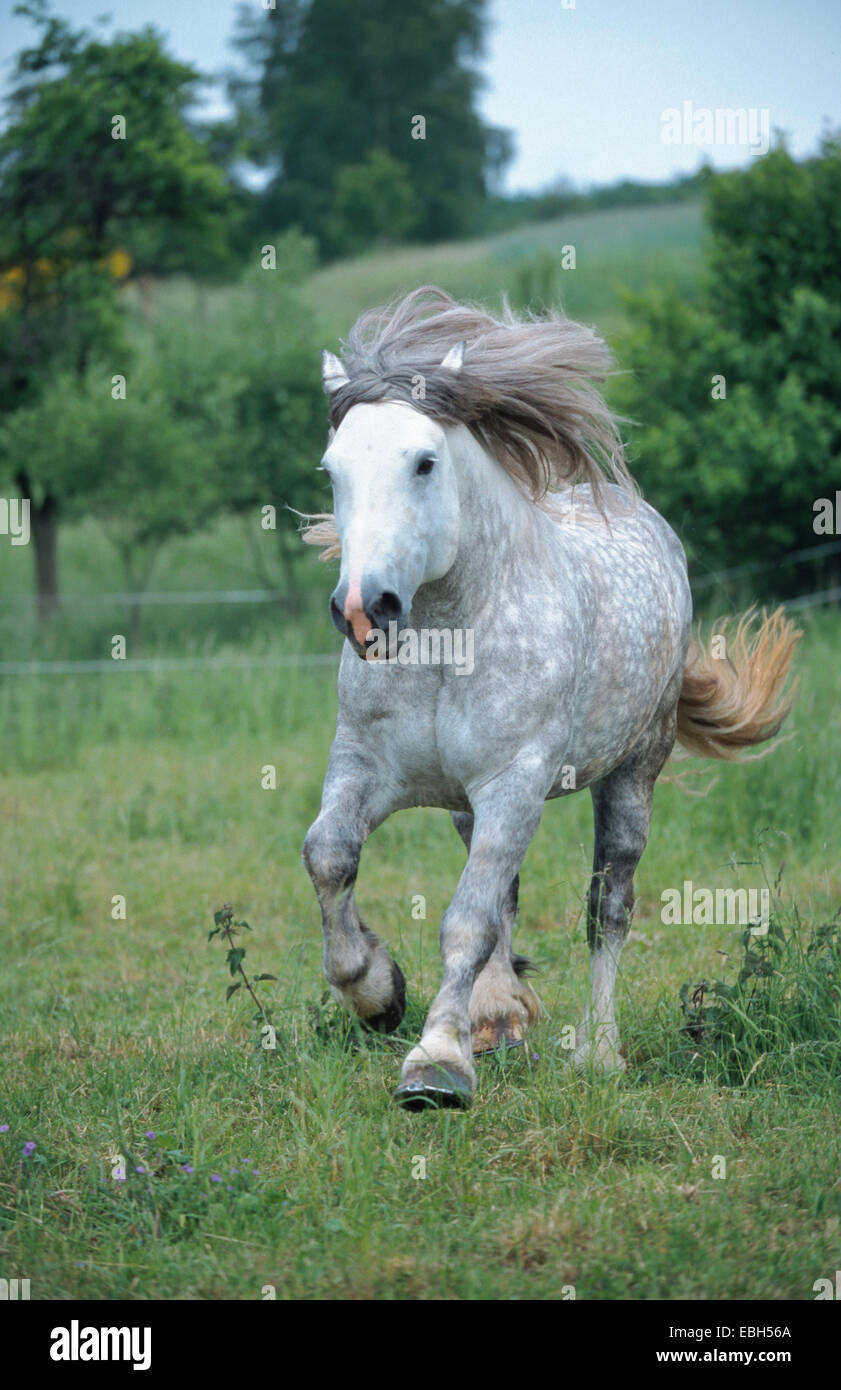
[0,1,230,615]
[707,135,841,348]
[328,151,418,257]
[229,0,513,253]
[143,234,329,609]
[213,254,329,607]
[615,136,841,595]
[0,372,217,645]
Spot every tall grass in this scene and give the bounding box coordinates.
[675,902,841,1086]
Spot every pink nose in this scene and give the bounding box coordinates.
[344,585,373,644]
[346,606,373,644]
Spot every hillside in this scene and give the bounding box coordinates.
[303,200,705,342]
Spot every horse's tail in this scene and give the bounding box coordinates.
[676,606,801,761]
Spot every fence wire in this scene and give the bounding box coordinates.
[0,541,837,675]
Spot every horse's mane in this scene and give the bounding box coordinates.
[303,285,635,559]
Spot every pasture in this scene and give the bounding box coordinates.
[124,198,706,347]
[302,199,706,339]
[1,609,839,1300]
[1,196,838,1302]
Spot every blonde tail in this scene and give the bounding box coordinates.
[676,606,801,761]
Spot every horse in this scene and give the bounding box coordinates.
[301,286,799,1110]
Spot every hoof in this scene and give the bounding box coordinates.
[471,1015,525,1057]
[393,1064,473,1111]
[362,959,407,1034]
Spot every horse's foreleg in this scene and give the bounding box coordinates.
[303,752,405,1032]
[395,766,547,1108]
[451,811,543,1054]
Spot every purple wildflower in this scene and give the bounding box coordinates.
[22,1141,36,1157]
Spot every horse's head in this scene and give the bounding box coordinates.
[320,346,464,655]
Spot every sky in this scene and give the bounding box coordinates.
[1,0,839,191]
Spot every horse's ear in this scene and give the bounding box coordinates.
[440,341,465,373]
[322,349,349,395]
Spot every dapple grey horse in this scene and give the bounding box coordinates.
[301,288,799,1109]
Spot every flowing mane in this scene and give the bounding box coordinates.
[302,285,635,558]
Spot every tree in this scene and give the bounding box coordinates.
[0,371,218,646]
[229,0,513,253]
[614,135,841,594]
[328,151,418,256]
[140,233,329,610]
[707,134,841,348]
[210,245,329,608]
[0,1,230,615]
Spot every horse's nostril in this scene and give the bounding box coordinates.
[372,591,402,625]
[330,596,349,633]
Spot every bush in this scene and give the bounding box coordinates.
[327,151,418,256]
[615,135,841,594]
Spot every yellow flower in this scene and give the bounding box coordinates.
[105,247,132,280]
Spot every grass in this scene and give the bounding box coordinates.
[1,611,839,1299]
[0,513,334,662]
[302,200,706,341]
[124,200,705,350]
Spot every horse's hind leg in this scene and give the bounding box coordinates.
[575,697,678,1074]
[451,812,543,1054]
[303,748,405,1032]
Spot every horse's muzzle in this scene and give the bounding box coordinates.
[330,579,409,659]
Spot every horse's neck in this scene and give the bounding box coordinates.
[418,431,549,622]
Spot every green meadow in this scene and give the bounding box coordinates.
[303,199,706,339]
[124,198,705,349]
[1,609,839,1300]
[1,199,839,1301]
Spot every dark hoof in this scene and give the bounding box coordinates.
[393,1065,473,1111]
[471,1015,525,1056]
[363,959,406,1034]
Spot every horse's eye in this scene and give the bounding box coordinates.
[416,457,436,476]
